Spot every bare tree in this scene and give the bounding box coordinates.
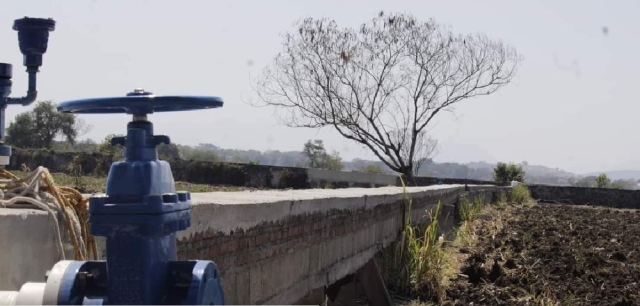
[254,12,521,181]
[411,131,438,176]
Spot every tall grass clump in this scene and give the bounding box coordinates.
[390,176,449,303]
[510,184,531,204]
[497,191,508,206]
[459,196,484,222]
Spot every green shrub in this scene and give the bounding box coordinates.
[509,184,531,204]
[493,162,525,183]
[96,134,124,161]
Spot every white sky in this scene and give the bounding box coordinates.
[0,0,637,174]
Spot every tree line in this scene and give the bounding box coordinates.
[6,101,634,189]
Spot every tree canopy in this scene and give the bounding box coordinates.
[302,139,344,171]
[255,12,520,179]
[494,162,525,183]
[5,101,91,149]
[595,173,611,188]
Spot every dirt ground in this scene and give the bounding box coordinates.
[444,203,640,305]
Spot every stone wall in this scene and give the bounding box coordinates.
[528,184,640,209]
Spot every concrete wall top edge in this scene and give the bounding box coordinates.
[0,208,49,219]
[189,184,466,206]
[180,185,467,238]
[3,185,471,240]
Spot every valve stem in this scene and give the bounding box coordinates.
[133,114,148,122]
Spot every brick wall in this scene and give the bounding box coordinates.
[175,185,507,304]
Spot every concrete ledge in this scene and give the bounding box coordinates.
[0,184,508,305]
[177,185,505,304]
[181,185,464,238]
[0,209,74,290]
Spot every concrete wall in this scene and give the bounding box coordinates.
[407,176,502,187]
[307,168,396,188]
[528,184,640,209]
[0,185,507,304]
[0,209,75,291]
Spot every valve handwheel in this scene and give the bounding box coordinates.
[57,88,223,114]
[48,88,227,305]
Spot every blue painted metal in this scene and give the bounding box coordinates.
[0,17,55,161]
[0,64,11,155]
[57,90,223,114]
[13,17,55,69]
[54,260,223,305]
[55,90,225,304]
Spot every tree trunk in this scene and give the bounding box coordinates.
[399,166,416,186]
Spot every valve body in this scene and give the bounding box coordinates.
[0,90,225,305]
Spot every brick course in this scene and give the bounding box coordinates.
[174,186,507,304]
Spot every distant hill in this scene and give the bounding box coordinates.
[187,143,576,185]
[582,170,640,181]
[426,160,575,185]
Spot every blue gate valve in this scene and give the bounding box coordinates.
[0,89,225,305]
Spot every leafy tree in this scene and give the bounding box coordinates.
[302,139,343,171]
[51,139,98,153]
[5,101,91,149]
[610,179,636,190]
[177,145,219,162]
[595,173,610,188]
[493,162,525,183]
[157,143,180,160]
[573,176,596,188]
[255,12,520,180]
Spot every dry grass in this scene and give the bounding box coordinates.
[9,171,251,193]
[391,186,537,305]
[390,177,455,303]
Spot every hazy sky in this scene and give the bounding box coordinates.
[0,0,637,174]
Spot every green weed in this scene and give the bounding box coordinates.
[509,184,532,204]
[391,176,449,303]
[459,196,484,223]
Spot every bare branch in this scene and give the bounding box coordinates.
[254,13,521,177]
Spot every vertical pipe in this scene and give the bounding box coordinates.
[6,70,38,106]
[0,107,5,139]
